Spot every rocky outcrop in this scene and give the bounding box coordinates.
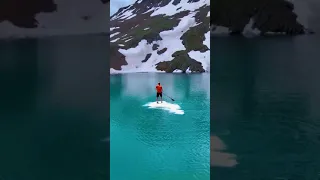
[0,0,57,28]
[211,0,315,36]
[110,44,127,70]
[0,0,109,38]
[156,50,205,73]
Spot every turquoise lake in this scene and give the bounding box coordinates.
[110,73,210,180]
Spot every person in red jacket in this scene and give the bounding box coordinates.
[155,82,163,103]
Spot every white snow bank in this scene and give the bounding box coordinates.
[111,38,120,42]
[151,0,210,17]
[110,32,120,38]
[211,25,230,35]
[188,31,210,72]
[110,27,120,31]
[242,18,261,37]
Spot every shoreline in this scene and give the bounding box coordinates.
[110,72,210,75]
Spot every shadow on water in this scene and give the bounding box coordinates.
[211,36,320,180]
[0,35,109,180]
[0,39,38,114]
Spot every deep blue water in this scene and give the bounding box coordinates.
[0,35,109,180]
[211,35,320,179]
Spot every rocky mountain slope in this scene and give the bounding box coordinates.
[211,0,315,36]
[110,0,210,73]
[0,0,109,38]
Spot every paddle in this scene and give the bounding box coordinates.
[163,92,175,101]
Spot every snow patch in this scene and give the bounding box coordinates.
[203,31,210,48]
[242,18,261,37]
[111,38,120,42]
[117,8,137,20]
[142,7,156,14]
[111,5,132,21]
[125,38,133,42]
[211,25,230,36]
[110,27,120,31]
[188,31,210,72]
[110,32,120,38]
[151,0,210,17]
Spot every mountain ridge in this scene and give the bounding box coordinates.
[110,0,210,74]
[211,0,316,37]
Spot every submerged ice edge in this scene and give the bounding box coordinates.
[143,101,184,115]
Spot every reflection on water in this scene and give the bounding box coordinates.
[0,35,109,180]
[211,36,320,180]
[210,136,237,167]
[112,73,210,100]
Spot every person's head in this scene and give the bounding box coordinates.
[158,82,160,85]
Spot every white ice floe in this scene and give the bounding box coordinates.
[143,101,184,115]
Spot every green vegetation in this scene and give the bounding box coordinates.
[181,6,209,52]
[181,24,209,52]
[114,11,190,49]
[156,50,204,73]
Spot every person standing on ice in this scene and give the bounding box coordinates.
[156,82,163,103]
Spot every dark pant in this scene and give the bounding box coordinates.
[156,92,162,97]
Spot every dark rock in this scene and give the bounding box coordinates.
[181,23,209,52]
[142,53,152,62]
[143,32,163,44]
[101,0,109,4]
[156,50,205,73]
[188,0,200,3]
[172,0,181,5]
[110,44,127,70]
[0,0,57,28]
[157,48,167,55]
[81,16,91,21]
[152,44,159,50]
[211,0,312,35]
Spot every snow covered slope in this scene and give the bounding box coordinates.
[0,0,109,38]
[110,0,210,73]
[211,0,315,37]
